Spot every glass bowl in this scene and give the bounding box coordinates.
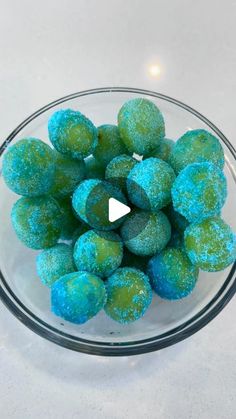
[0,87,235,356]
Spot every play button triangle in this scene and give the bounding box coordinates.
[108,198,131,222]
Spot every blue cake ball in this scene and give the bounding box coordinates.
[51,271,107,324]
[118,98,165,156]
[93,124,128,166]
[121,210,171,256]
[48,109,98,159]
[36,244,76,287]
[104,267,152,324]
[184,216,236,271]
[73,230,123,277]
[49,150,85,198]
[2,138,55,196]
[148,248,199,300]
[57,197,81,240]
[127,158,176,211]
[146,138,175,163]
[72,179,127,230]
[169,129,225,174]
[105,154,137,192]
[11,196,62,249]
[171,162,227,223]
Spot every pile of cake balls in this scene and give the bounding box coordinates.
[2,98,236,325]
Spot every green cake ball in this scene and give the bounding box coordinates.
[105,154,137,192]
[172,162,227,223]
[169,129,224,174]
[48,109,98,159]
[148,248,199,300]
[84,155,105,179]
[49,150,85,198]
[127,158,176,211]
[118,98,165,156]
[104,268,152,324]
[121,248,149,272]
[121,210,171,256]
[11,196,62,249]
[93,124,128,166]
[2,138,55,196]
[164,204,189,233]
[36,244,76,287]
[146,138,175,162]
[72,179,127,230]
[73,230,123,278]
[184,217,236,271]
[51,271,107,324]
[57,198,81,240]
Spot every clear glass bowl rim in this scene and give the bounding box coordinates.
[0,87,235,356]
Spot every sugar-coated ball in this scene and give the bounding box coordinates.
[72,179,127,230]
[48,109,97,159]
[11,196,62,249]
[49,150,85,198]
[73,230,123,277]
[84,155,105,179]
[127,158,176,211]
[71,223,90,246]
[121,210,171,256]
[164,204,189,233]
[105,154,137,192]
[172,162,227,223]
[93,125,128,166]
[169,129,224,174]
[146,138,175,162]
[57,198,81,240]
[104,268,152,324]
[121,248,149,272]
[51,271,107,324]
[2,138,55,196]
[148,248,199,300]
[36,244,75,287]
[184,217,236,271]
[118,98,165,156]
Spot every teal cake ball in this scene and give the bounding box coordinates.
[164,204,189,233]
[57,198,81,240]
[105,154,137,192]
[127,158,176,211]
[36,244,76,287]
[121,248,149,272]
[148,248,199,300]
[121,210,171,256]
[51,271,107,324]
[49,150,85,198]
[2,138,55,196]
[146,138,175,162]
[72,179,127,230]
[11,196,62,249]
[172,162,227,223]
[118,98,165,156]
[48,109,98,159]
[73,230,123,277]
[93,125,128,166]
[184,217,236,271]
[169,129,224,174]
[84,155,105,179]
[104,268,152,324]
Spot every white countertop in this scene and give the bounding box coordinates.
[0,1,235,418]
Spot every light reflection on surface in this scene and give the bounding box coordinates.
[148,64,161,78]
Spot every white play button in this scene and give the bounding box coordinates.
[108,198,131,222]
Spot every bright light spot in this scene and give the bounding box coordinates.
[149,64,161,77]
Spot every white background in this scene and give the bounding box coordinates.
[0,1,236,418]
